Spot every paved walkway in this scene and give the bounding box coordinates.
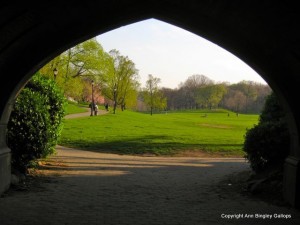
[1,146,300,225]
[65,108,108,119]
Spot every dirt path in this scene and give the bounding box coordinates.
[65,108,108,119]
[1,146,300,225]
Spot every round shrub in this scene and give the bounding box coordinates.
[259,92,286,124]
[7,73,66,173]
[243,92,290,173]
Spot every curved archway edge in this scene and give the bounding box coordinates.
[1,0,300,207]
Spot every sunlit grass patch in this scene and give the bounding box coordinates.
[59,109,259,157]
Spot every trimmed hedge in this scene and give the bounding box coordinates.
[243,92,290,173]
[7,73,66,173]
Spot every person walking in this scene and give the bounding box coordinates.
[94,104,98,116]
[105,103,109,111]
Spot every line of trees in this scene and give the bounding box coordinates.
[160,74,271,114]
[40,38,271,114]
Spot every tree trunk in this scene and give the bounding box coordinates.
[113,102,116,114]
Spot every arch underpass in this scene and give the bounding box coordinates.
[0,0,300,207]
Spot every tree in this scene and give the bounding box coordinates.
[144,74,167,115]
[250,84,272,113]
[227,81,258,113]
[161,87,178,110]
[179,74,214,109]
[239,81,258,113]
[222,89,246,113]
[62,38,106,79]
[39,38,107,102]
[100,49,140,114]
[196,84,227,109]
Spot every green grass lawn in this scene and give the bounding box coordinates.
[59,108,259,157]
[65,102,89,115]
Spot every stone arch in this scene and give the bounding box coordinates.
[0,1,299,207]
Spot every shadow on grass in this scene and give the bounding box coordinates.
[59,134,244,156]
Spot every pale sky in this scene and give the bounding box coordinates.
[96,18,267,89]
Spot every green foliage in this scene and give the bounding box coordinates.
[196,84,227,109]
[143,74,167,115]
[243,92,290,173]
[99,49,140,113]
[7,73,66,173]
[259,93,286,123]
[40,38,107,102]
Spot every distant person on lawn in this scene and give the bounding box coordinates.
[105,103,109,111]
[94,104,98,116]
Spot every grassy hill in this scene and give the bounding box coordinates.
[64,101,89,115]
[59,107,259,157]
